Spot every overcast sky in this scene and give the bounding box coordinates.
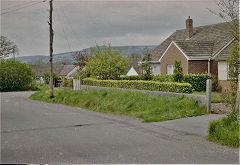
[1,0,223,57]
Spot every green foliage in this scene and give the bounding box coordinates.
[85,44,129,80]
[193,91,231,103]
[141,51,152,80]
[153,75,174,82]
[30,88,206,122]
[120,75,142,80]
[0,60,33,91]
[121,74,211,92]
[83,78,192,93]
[208,115,239,147]
[173,60,183,82]
[183,74,212,92]
[43,72,58,84]
[227,42,240,113]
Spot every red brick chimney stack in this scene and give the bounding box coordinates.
[186,16,193,39]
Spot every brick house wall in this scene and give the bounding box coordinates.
[160,43,188,74]
[188,60,218,76]
[188,61,208,74]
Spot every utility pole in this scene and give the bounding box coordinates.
[49,0,54,98]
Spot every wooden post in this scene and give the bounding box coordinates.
[49,0,54,98]
[206,79,212,113]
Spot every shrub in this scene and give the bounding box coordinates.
[173,60,183,82]
[43,72,59,85]
[83,78,192,93]
[183,74,212,92]
[0,60,34,91]
[152,75,174,82]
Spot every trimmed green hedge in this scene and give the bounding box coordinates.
[121,74,212,92]
[120,75,142,80]
[83,78,192,93]
[183,74,212,92]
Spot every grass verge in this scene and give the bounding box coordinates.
[30,87,206,122]
[208,116,239,148]
[193,91,231,103]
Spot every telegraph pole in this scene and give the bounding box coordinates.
[49,0,54,98]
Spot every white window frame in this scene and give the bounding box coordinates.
[167,65,175,75]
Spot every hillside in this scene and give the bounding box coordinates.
[13,45,156,64]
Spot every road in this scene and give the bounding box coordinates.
[1,91,239,164]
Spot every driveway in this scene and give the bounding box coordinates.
[1,91,239,164]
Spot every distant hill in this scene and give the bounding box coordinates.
[13,45,156,65]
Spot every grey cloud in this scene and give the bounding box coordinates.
[1,0,223,56]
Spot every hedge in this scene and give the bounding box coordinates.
[183,74,212,92]
[83,78,192,93]
[121,74,212,91]
[120,75,143,80]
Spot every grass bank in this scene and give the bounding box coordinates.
[208,116,239,148]
[30,87,206,122]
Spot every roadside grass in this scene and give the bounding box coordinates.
[208,116,239,148]
[193,91,231,103]
[30,87,206,122]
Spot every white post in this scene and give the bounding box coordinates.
[206,79,212,113]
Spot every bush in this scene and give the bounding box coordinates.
[83,78,192,93]
[173,60,183,82]
[208,116,239,147]
[152,75,174,82]
[183,74,212,92]
[0,60,34,91]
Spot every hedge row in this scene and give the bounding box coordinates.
[120,74,211,91]
[183,74,212,92]
[83,78,192,93]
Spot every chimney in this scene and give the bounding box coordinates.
[186,16,193,39]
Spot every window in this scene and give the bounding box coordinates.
[167,65,175,75]
[152,66,157,73]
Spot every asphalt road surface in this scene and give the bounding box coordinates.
[1,91,239,164]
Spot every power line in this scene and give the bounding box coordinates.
[1,1,47,16]
[0,1,37,12]
[54,7,73,53]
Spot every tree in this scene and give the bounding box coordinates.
[0,36,18,59]
[73,51,90,70]
[0,60,33,91]
[212,0,239,115]
[173,60,183,82]
[141,51,152,80]
[227,41,240,114]
[85,44,129,80]
[210,0,239,41]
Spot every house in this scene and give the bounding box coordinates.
[30,64,78,84]
[125,55,141,76]
[151,16,235,91]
